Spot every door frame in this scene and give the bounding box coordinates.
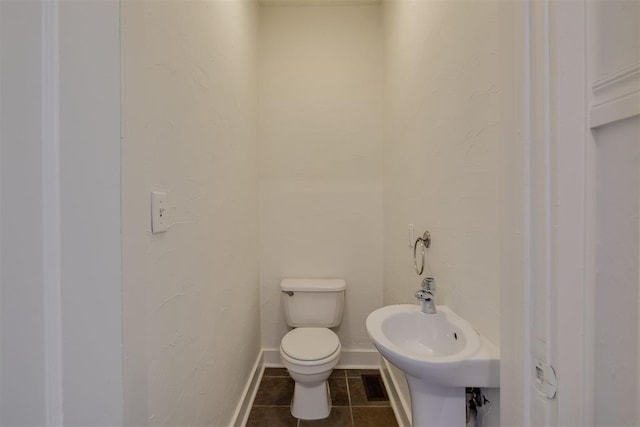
[500,1,593,425]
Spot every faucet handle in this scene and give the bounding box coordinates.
[415,289,432,301]
[422,277,436,291]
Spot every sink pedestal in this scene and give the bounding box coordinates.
[366,305,499,426]
[406,376,465,427]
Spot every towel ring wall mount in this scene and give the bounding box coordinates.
[413,230,431,275]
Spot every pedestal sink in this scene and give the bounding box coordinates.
[366,304,499,427]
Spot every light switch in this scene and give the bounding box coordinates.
[151,191,168,234]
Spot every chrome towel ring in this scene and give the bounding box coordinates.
[413,230,431,275]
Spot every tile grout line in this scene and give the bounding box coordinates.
[248,369,396,426]
[345,375,355,427]
[251,405,295,407]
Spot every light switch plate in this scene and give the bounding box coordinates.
[151,191,168,234]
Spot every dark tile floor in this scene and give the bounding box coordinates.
[247,368,399,427]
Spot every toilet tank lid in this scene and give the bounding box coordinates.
[280,279,346,292]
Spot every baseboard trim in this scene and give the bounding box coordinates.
[380,357,412,427]
[263,348,381,368]
[230,351,264,427]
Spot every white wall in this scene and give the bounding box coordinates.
[258,3,384,351]
[120,0,260,425]
[383,0,502,423]
[383,0,501,345]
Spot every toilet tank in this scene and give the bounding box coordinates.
[281,279,346,327]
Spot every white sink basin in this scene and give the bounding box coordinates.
[367,304,499,387]
[366,304,499,426]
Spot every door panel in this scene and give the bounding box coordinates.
[593,116,640,426]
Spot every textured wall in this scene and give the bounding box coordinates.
[383,0,501,345]
[383,0,502,423]
[121,1,260,425]
[258,4,384,351]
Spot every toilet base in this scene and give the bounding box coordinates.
[290,380,331,420]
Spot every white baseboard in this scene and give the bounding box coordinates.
[380,357,412,427]
[263,348,381,369]
[230,351,264,427]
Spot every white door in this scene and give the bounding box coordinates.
[587,1,640,425]
[0,1,123,424]
[500,1,640,425]
[552,0,640,425]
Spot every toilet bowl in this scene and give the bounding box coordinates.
[280,327,341,419]
[279,279,346,420]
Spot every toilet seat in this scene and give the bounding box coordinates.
[281,327,340,361]
[279,326,342,420]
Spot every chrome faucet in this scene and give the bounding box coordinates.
[415,277,437,314]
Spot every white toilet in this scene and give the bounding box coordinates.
[279,278,346,420]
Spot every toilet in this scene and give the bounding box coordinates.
[279,278,346,420]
